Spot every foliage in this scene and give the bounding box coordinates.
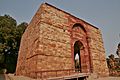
[108,54,115,60]
[0,14,28,73]
[116,43,120,58]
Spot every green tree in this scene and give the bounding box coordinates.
[0,14,28,73]
[116,43,120,58]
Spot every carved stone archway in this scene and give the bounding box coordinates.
[71,23,91,73]
[74,41,84,72]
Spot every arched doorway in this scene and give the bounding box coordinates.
[71,23,91,73]
[74,41,84,72]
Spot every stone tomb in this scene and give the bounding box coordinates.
[16,3,109,79]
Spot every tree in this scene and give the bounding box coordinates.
[116,43,120,58]
[0,14,28,73]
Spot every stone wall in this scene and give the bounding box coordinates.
[16,5,42,77]
[16,3,109,79]
[37,4,73,78]
[86,26,109,76]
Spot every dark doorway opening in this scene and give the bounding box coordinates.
[74,41,83,72]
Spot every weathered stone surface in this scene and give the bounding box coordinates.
[87,25,109,76]
[16,3,109,79]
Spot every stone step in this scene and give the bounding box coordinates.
[47,73,89,80]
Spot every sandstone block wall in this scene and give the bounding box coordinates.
[86,26,109,76]
[16,3,109,79]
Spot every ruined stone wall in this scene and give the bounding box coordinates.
[36,4,73,78]
[86,25,109,76]
[16,3,73,78]
[16,5,42,78]
[16,3,109,79]
[16,31,27,75]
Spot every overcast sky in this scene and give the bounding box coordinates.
[0,0,120,57]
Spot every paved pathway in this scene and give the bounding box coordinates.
[96,77,120,80]
[1,74,120,80]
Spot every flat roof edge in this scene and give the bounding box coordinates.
[44,3,99,29]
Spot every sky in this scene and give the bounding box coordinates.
[0,0,120,57]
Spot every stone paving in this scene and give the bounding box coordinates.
[87,73,120,80]
[2,74,120,80]
[88,77,120,80]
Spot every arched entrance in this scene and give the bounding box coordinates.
[74,41,84,72]
[71,23,91,73]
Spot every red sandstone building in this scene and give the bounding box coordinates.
[16,3,109,79]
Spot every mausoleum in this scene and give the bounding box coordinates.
[16,3,109,79]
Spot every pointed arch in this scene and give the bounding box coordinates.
[72,23,86,33]
[74,41,84,72]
